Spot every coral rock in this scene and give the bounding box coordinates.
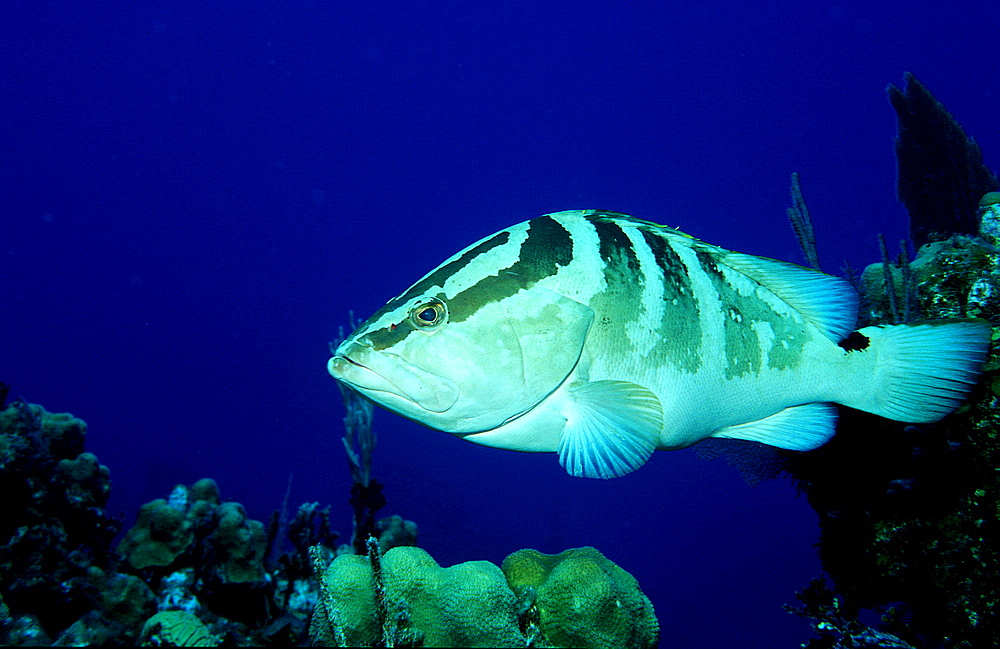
[311,546,524,647]
[502,546,659,649]
[118,499,194,570]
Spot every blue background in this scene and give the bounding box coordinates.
[4,2,998,646]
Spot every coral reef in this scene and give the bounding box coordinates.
[0,401,130,640]
[859,235,999,325]
[785,578,915,648]
[116,479,284,632]
[788,194,1000,648]
[977,191,1000,247]
[503,546,659,649]
[0,399,390,646]
[787,75,1000,648]
[310,543,657,648]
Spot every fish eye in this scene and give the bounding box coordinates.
[410,299,447,329]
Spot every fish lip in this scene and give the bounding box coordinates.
[337,354,366,369]
[329,354,383,389]
[328,349,459,413]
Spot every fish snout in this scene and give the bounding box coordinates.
[328,343,460,414]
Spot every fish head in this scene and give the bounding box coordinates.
[329,280,594,434]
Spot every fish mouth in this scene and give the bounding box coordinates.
[328,345,459,414]
[328,354,399,397]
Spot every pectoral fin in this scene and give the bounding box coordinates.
[557,381,663,479]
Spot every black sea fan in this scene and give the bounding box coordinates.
[887,72,999,248]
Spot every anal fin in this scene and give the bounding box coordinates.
[711,402,837,452]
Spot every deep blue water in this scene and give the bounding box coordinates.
[4,2,998,646]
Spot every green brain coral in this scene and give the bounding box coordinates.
[310,545,658,648]
[312,546,523,647]
[502,546,659,649]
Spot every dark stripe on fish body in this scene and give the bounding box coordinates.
[586,216,645,348]
[590,215,640,273]
[447,214,574,323]
[362,230,513,350]
[691,247,761,378]
[382,230,512,315]
[691,245,809,377]
[640,228,693,301]
[640,227,704,373]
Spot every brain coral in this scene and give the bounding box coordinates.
[502,546,659,649]
[311,546,524,647]
[311,544,657,648]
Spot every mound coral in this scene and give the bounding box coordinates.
[310,544,657,648]
[118,479,267,584]
[0,401,126,637]
[311,545,523,647]
[502,547,659,649]
[118,498,196,570]
[212,502,268,583]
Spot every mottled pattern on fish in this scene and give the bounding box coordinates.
[331,210,990,479]
[363,211,833,378]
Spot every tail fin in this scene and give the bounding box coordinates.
[857,319,991,422]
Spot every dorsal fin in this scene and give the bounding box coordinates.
[705,250,858,342]
[613,214,859,343]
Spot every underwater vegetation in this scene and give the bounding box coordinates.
[0,386,656,647]
[785,76,1000,648]
[887,72,999,249]
[0,393,415,646]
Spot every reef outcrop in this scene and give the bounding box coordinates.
[310,544,658,648]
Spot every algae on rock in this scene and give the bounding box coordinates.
[790,192,1000,647]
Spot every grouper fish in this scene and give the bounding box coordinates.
[329,210,991,479]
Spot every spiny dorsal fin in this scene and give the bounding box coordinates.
[609,213,859,343]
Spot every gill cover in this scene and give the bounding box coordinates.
[423,284,595,433]
[498,285,596,420]
[331,284,595,435]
